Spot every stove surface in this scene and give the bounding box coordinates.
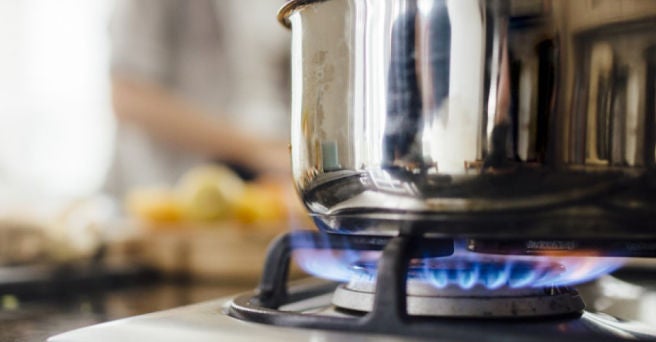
[49,277,656,342]
[48,294,405,342]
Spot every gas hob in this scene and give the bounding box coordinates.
[47,279,656,342]
[50,231,656,341]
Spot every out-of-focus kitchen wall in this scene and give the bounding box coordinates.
[0,0,115,209]
[0,0,300,278]
[0,0,293,211]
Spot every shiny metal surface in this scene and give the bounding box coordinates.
[52,278,656,341]
[333,281,585,318]
[281,0,656,237]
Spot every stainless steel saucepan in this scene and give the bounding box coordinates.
[279,0,656,238]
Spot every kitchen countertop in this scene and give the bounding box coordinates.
[0,279,251,342]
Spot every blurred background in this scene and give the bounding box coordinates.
[0,0,114,208]
[0,1,305,340]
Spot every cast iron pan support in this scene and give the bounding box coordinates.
[363,233,413,329]
[250,230,453,333]
[256,231,400,308]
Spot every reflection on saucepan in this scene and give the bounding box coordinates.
[283,0,656,237]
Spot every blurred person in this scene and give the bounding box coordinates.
[105,0,291,198]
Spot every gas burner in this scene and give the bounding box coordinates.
[227,231,656,340]
[333,261,585,317]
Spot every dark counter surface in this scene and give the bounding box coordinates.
[0,279,250,342]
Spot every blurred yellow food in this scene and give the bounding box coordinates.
[177,165,245,222]
[234,182,287,224]
[126,188,183,224]
[125,165,303,229]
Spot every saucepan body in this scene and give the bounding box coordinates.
[280,0,656,238]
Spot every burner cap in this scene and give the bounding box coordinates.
[332,260,585,318]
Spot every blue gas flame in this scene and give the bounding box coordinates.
[290,231,381,282]
[419,257,622,290]
[291,234,624,290]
